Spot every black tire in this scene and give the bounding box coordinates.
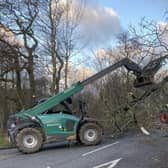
[79,122,102,146]
[15,128,43,154]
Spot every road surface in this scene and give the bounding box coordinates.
[0,130,168,168]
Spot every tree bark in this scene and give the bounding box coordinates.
[27,50,36,104]
[64,58,69,89]
[14,55,24,110]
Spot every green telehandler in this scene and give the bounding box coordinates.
[7,56,168,153]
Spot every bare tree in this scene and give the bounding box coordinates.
[0,33,23,129]
[0,0,39,105]
[38,0,64,94]
[59,0,84,88]
[88,19,168,133]
[38,0,85,93]
[0,26,25,108]
[129,17,168,59]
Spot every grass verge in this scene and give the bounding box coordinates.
[0,133,12,148]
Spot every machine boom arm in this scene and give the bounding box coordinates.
[16,56,168,117]
[81,58,141,87]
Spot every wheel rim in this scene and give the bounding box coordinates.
[84,129,97,142]
[23,134,38,149]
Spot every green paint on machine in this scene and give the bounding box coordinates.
[11,83,82,143]
[15,82,83,118]
[10,56,157,153]
[37,113,80,136]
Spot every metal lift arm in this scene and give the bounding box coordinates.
[81,55,168,88]
[142,55,168,76]
[16,56,168,117]
[81,58,142,87]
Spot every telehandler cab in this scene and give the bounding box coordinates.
[7,56,168,153]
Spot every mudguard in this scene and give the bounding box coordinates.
[76,117,103,141]
[8,120,43,144]
[15,120,41,131]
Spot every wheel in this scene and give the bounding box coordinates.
[79,122,102,146]
[15,128,43,154]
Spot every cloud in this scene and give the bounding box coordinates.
[80,3,122,44]
[51,0,121,47]
[157,21,168,33]
[150,21,168,56]
[58,0,121,45]
[0,25,23,47]
[68,65,94,84]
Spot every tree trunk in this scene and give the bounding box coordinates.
[51,58,57,95]
[15,56,24,110]
[64,58,69,89]
[27,50,35,106]
[2,74,8,131]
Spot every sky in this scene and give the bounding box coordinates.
[78,0,168,47]
[72,0,168,68]
[91,0,167,27]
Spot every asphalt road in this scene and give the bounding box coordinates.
[0,130,168,168]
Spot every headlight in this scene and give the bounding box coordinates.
[11,123,16,128]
